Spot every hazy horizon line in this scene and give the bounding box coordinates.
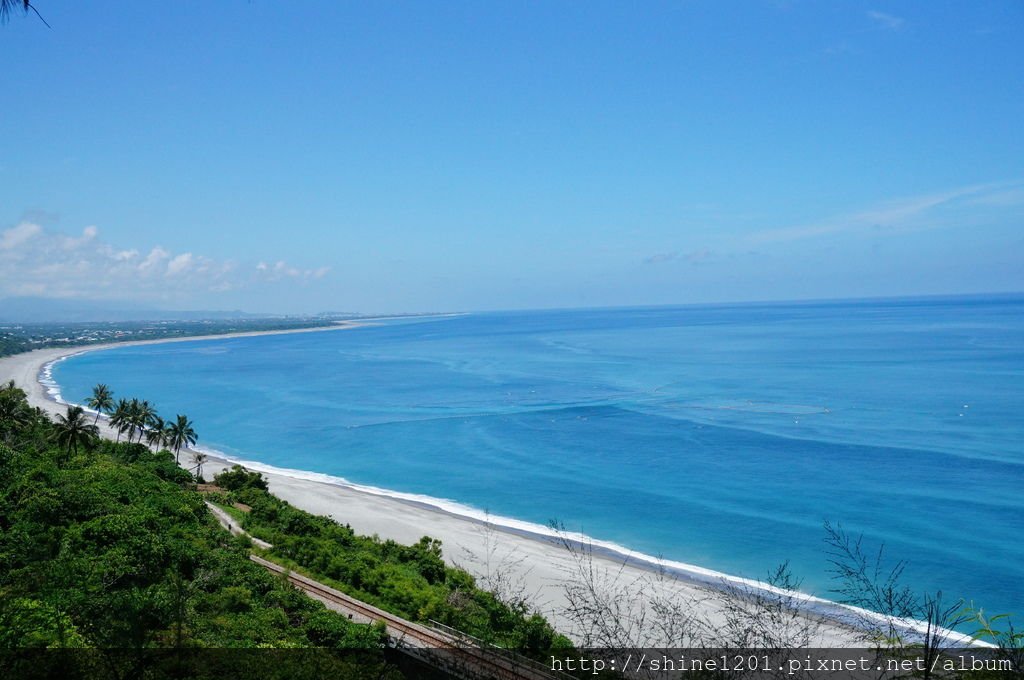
[3,289,1021,324]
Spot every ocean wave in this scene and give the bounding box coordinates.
[40,353,84,406]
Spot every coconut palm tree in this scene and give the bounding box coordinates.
[0,0,48,27]
[166,414,198,464]
[85,384,114,425]
[0,0,27,21]
[109,398,130,442]
[53,405,99,465]
[123,399,140,442]
[124,398,153,444]
[191,451,207,481]
[145,416,166,450]
[137,400,157,443]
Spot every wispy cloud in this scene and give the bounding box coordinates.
[748,181,1024,245]
[965,186,1024,208]
[867,10,905,30]
[643,249,714,265]
[0,222,330,301]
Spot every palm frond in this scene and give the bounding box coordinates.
[1,1,50,28]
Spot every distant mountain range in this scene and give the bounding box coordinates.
[0,297,272,323]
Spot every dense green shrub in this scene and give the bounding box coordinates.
[226,482,574,659]
[0,384,390,672]
[0,380,574,677]
[213,464,270,492]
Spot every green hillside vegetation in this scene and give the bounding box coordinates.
[0,383,397,678]
[0,380,573,678]
[210,465,573,659]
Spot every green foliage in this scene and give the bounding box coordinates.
[0,386,390,671]
[51,405,99,465]
[966,609,1024,679]
[214,464,269,492]
[0,382,574,679]
[227,484,574,659]
[0,597,88,648]
[84,383,114,425]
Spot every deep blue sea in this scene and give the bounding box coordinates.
[54,296,1024,621]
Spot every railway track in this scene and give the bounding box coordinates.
[205,500,564,679]
[250,555,564,680]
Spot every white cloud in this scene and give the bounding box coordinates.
[0,222,330,302]
[59,225,99,251]
[167,252,194,276]
[255,259,330,282]
[138,246,170,272]
[0,222,42,250]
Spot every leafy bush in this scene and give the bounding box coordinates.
[0,381,573,676]
[225,483,574,658]
[0,385,390,671]
[213,464,270,492]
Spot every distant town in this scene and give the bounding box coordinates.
[0,317,342,358]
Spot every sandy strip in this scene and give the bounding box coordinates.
[0,326,918,647]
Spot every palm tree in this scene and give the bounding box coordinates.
[2,379,23,394]
[124,398,154,444]
[109,398,130,442]
[166,414,198,464]
[53,405,99,464]
[0,0,27,21]
[0,0,49,27]
[123,399,140,443]
[191,451,207,481]
[145,416,166,450]
[85,384,114,425]
[137,400,157,443]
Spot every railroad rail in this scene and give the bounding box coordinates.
[205,499,562,679]
[251,555,561,680]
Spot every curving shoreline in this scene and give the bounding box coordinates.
[0,324,979,647]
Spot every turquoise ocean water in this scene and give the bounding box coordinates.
[53,296,1024,621]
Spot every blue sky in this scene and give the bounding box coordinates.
[1,1,1022,313]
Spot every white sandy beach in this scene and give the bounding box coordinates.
[0,327,923,647]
